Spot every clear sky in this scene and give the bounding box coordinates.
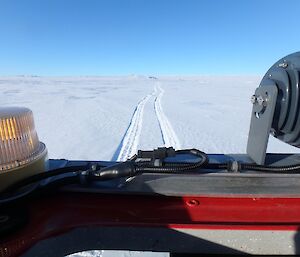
[0,0,299,76]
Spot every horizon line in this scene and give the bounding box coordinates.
[0,73,262,77]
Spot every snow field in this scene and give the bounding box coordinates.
[0,75,296,162]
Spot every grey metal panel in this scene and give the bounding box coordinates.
[65,172,300,197]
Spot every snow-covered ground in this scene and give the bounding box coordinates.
[0,75,296,161]
[0,75,298,256]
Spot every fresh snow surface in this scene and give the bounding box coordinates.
[0,75,298,257]
[0,75,296,160]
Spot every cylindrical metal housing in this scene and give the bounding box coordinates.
[260,52,300,147]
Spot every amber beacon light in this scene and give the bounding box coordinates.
[0,107,47,191]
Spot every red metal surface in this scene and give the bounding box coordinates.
[1,192,300,256]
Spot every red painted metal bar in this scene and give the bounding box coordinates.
[1,192,300,256]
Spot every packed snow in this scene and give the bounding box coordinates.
[0,75,298,256]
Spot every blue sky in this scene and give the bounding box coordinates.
[0,0,299,76]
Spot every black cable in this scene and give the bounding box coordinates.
[4,147,300,206]
[204,163,228,170]
[241,163,300,173]
[1,148,208,202]
[0,184,39,205]
[135,149,208,173]
[0,175,81,206]
[202,161,300,173]
[3,165,89,194]
[0,166,88,205]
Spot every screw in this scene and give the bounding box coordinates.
[279,62,288,68]
[251,95,257,104]
[257,95,265,106]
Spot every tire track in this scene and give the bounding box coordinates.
[114,92,152,161]
[112,82,180,161]
[154,84,181,149]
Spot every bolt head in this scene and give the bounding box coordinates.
[279,62,288,68]
[257,95,265,106]
[251,95,257,104]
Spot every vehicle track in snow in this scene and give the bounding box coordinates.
[114,93,152,161]
[113,82,180,161]
[154,84,181,149]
